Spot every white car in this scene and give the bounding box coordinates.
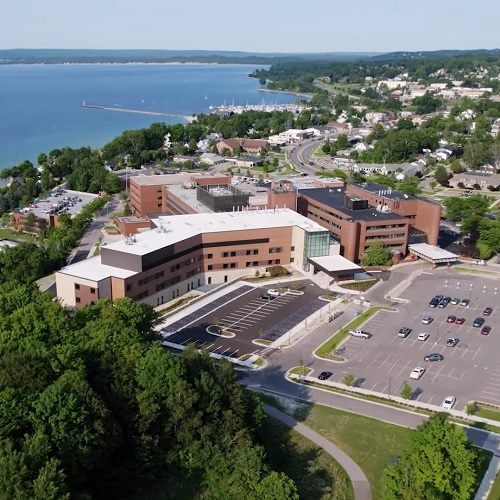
[417,332,430,342]
[267,289,280,298]
[442,396,456,410]
[349,329,372,339]
[410,367,425,380]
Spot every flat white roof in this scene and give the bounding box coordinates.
[408,243,458,261]
[309,255,362,273]
[131,172,229,186]
[106,208,327,257]
[58,256,137,281]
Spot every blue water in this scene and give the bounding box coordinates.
[0,64,296,169]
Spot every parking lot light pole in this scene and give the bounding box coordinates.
[435,323,440,345]
[388,377,392,398]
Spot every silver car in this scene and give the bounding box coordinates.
[422,316,434,325]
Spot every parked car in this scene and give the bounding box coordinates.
[349,329,372,339]
[422,316,434,325]
[442,396,456,410]
[267,289,281,298]
[455,317,466,325]
[429,298,440,308]
[473,317,485,327]
[460,299,470,306]
[398,327,412,338]
[481,326,492,336]
[424,353,444,362]
[417,332,430,341]
[483,307,493,316]
[450,297,461,305]
[446,315,456,324]
[438,297,451,308]
[410,367,425,380]
[260,294,275,301]
[318,371,333,380]
[446,337,459,347]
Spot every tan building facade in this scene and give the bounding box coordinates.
[56,209,330,309]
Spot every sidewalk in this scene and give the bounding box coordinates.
[264,404,372,500]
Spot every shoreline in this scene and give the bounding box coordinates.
[258,87,314,98]
[0,61,269,68]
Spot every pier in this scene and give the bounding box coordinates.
[81,103,195,122]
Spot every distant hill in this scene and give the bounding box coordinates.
[370,48,500,61]
[0,48,380,65]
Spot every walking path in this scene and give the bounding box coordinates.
[264,404,372,500]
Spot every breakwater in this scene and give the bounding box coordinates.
[81,103,195,122]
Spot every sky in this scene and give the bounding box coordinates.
[1,0,498,54]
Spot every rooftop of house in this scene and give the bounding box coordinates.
[299,188,408,222]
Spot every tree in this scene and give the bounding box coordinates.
[342,373,355,387]
[434,165,449,186]
[383,414,479,500]
[361,241,392,267]
[400,382,413,400]
[22,212,37,234]
[463,142,492,170]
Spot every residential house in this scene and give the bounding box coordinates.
[199,153,226,165]
[216,138,268,155]
[365,112,388,123]
[325,122,351,133]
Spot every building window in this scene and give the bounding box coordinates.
[230,263,236,268]
[208,265,213,270]
[230,251,236,257]
[246,250,252,255]
[207,253,213,259]
[90,288,96,294]
[290,257,294,263]
[223,263,229,269]
[291,246,295,251]
[246,262,252,267]
[269,247,283,254]
[208,277,212,284]
[253,249,259,255]
[74,284,80,290]
[268,260,273,265]
[276,259,280,264]
[224,275,228,283]
[76,297,81,303]
[126,284,131,291]
[253,261,258,266]
[157,204,162,208]
[222,251,229,258]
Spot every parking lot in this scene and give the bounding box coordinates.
[19,189,98,219]
[162,280,326,359]
[319,269,500,411]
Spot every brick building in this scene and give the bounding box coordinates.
[215,138,268,155]
[56,209,332,308]
[295,183,441,262]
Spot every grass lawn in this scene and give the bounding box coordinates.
[315,306,388,359]
[488,470,500,499]
[289,366,312,376]
[0,228,35,242]
[477,404,500,422]
[259,415,354,500]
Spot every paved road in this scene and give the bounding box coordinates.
[70,196,121,264]
[241,263,500,475]
[265,404,372,500]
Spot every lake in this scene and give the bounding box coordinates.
[0,64,296,169]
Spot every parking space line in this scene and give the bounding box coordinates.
[228,349,238,357]
[473,345,482,360]
[180,337,192,345]
[377,355,392,371]
[396,359,412,378]
[430,365,445,383]
[386,357,402,374]
[220,347,232,356]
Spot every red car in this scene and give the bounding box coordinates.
[481,326,492,336]
[455,317,466,325]
[446,315,456,324]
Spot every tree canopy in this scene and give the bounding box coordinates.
[361,240,393,266]
[383,413,480,500]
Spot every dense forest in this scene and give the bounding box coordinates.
[0,280,303,499]
[251,51,500,92]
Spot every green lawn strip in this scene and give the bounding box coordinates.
[0,228,35,242]
[293,402,411,499]
[488,469,500,500]
[289,366,312,376]
[315,306,389,359]
[259,414,354,500]
[476,405,500,422]
[297,379,500,435]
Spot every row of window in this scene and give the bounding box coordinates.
[366,224,407,230]
[309,211,342,231]
[207,247,287,259]
[75,284,96,294]
[138,270,165,286]
[365,233,406,241]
